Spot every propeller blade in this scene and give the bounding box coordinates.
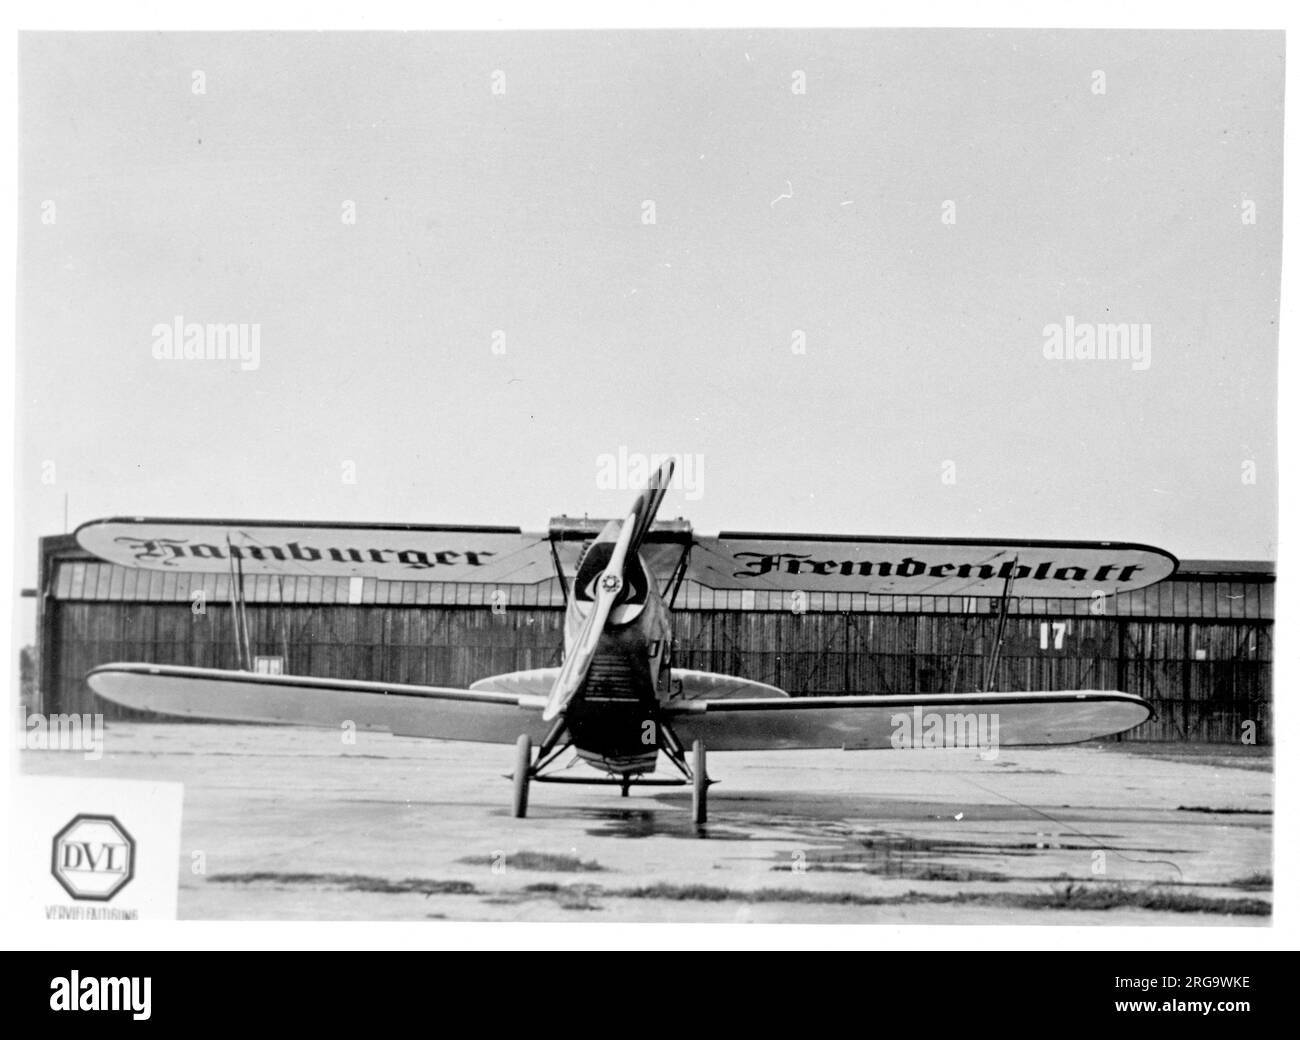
[627,457,675,553]
[542,511,638,721]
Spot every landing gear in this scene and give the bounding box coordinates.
[691,739,708,824]
[508,722,710,830]
[512,734,532,818]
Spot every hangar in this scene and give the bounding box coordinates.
[33,525,1273,744]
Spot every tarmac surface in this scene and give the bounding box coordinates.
[20,723,1272,924]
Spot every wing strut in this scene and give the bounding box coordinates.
[664,540,692,609]
[547,534,570,604]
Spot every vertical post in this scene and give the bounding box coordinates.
[227,536,253,671]
[842,613,852,695]
[1116,618,1128,742]
[278,575,290,668]
[1116,619,1127,689]
[37,539,59,716]
[983,557,1018,693]
[237,552,252,668]
[950,615,972,693]
[227,546,245,671]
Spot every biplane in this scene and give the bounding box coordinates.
[82,460,1176,824]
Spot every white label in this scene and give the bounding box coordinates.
[10,776,182,920]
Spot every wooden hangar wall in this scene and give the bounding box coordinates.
[36,535,1273,743]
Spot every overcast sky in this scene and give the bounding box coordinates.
[17,29,1282,608]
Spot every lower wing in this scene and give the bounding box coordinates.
[665,690,1152,750]
[88,665,1150,750]
[86,663,551,744]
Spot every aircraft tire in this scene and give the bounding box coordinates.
[692,739,707,826]
[512,734,532,818]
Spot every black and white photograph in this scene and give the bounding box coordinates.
[7,14,1287,940]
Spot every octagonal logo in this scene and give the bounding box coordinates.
[50,814,136,901]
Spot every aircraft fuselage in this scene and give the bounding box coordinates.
[562,545,672,775]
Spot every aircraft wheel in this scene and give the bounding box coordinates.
[512,734,532,818]
[691,739,708,826]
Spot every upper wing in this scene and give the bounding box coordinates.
[688,533,1177,597]
[76,519,1178,599]
[665,690,1152,751]
[75,518,556,584]
[87,663,551,744]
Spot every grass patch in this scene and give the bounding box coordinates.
[1230,871,1272,891]
[908,865,1008,883]
[1101,742,1272,772]
[208,872,1270,917]
[771,862,1007,883]
[456,851,605,873]
[1033,881,1267,914]
[610,881,1269,916]
[1176,806,1270,815]
[209,872,478,896]
[501,882,604,910]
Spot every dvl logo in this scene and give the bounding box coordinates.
[51,815,136,901]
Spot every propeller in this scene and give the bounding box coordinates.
[542,510,638,721]
[540,457,677,723]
